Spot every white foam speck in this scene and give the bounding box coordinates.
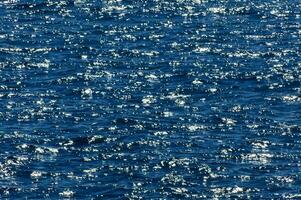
[32,59,50,68]
[282,95,300,102]
[163,111,173,117]
[187,125,205,132]
[154,131,168,136]
[30,171,43,178]
[82,88,93,97]
[193,47,210,53]
[145,74,159,82]
[175,99,185,106]
[59,190,74,198]
[35,147,45,154]
[88,135,103,143]
[81,55,88,60]
[241,153,273,165]
[171,187,188,194]
[208,7,226,14]
[192,79,203,85]
[221,118,236,126]
[83,168,97,173]
[252,141,269,149]
[208,88,217,93]
[142,95,156,105]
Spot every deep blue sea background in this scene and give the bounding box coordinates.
[0,0,301,199]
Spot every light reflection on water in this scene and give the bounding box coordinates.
[0,0,301,199]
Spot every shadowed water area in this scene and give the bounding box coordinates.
[0,0,301,199]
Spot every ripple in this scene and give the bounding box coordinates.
[1,0,301,199]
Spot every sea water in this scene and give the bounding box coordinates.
[0,0,301,199]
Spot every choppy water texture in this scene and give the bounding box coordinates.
[0,0,301,199]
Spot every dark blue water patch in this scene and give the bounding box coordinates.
[0,0,301,199]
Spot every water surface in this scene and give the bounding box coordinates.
[0,0,301,199]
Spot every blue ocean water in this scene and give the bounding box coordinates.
[0,0,301,199]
